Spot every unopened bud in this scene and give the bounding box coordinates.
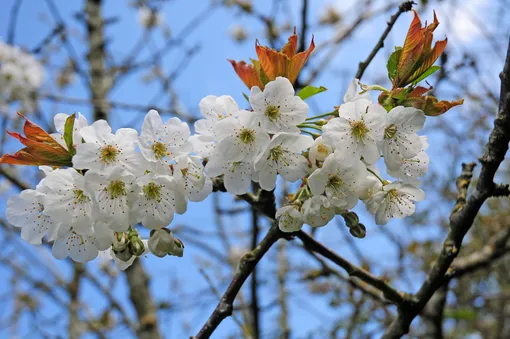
[169,238,184,257]
[129,236,146,256]
[315,119,328,126]
[148,228,175,258]
[342,211,359,228]
[349,223,366,239]
[113,232,128,252]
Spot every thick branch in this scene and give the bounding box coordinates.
[125,260,161,339]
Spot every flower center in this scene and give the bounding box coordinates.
[265,105,280,122]
[100,144,119,164]
[317,143,329,155]
[350,120,369,141]
[239,128,256,144]
[106,180,127,199]
[269,145,284,161]
[143,182,162,202]
[151,141,168,159]
[327,174,343,190]
[384,124,397,139]
[73,189,90,204]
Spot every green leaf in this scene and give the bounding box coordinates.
[411,65,441,86]
[63,113,76,155]
[297,86,327,100]
[387,47,402,82]
[242,92,250,102]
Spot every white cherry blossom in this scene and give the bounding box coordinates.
[214,110,269,162]
[84,168,135,232]
[139,110,192,164]
[73,120,140,174]
[173,155,212,202]
[276,205,304,232]
[322,99,386,164]
[148,228,175,257]
[302,196,335,227]
[6,189,59,245]
[366,182,425,225]
[195,95,239,137]
[379,106,425,171]
[254,133,313,191]
[387,136,429,186]
[250,77,308,134]
[52,224,108,263]
[38,168,95,236]
[205,157,253,195]
[308,151,367,210]
[130,173,187,229]
[309,136,334,169]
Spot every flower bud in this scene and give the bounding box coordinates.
[349,223,366,239]
[169,238,184,257]
[342,211,359,228]
[148,228,175,258]
[113,232,128,252]
[129,236,146,257]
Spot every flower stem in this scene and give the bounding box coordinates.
[305,110,338,121]
[297,124,322,131]
[367,167,385,184]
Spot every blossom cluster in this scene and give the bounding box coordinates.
[0,40,44,113]
[5,75,430,266]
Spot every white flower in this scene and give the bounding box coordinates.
[387,136,429,186]
[308,136,334,168]
[254,133,313,191]
[195,95,239,137]
[250,77,308,134]
[73,120,140,173]
[205,157,253,195]
[359,166,383,201]
[173,155,212,202]
[302,196,335,227]
[139,110,191,164]
[322,99,386,164]
[50,112,89,150]
[52,224,104,263]
[343,79,370,103]
[148,228,175,257]
[6,189,59,244]
[130,173,187,229]
[189,134,216,158]
[276,205,303,232]
[308,151,367,210]
[379,106,425,171]
[366,182,425,225]
[38,168,95,236]
[214,110,269,162]
[84,168,135,232]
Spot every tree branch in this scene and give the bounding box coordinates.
[355,1,414,80]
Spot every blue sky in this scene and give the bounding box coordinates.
[0,0,507,338]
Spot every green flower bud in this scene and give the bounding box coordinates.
[342,211,359,228]
[148,228,175,258]
[129,236,146,257]
[349,223,366,239]
[169,238,184,257]
[113,232,128,252]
